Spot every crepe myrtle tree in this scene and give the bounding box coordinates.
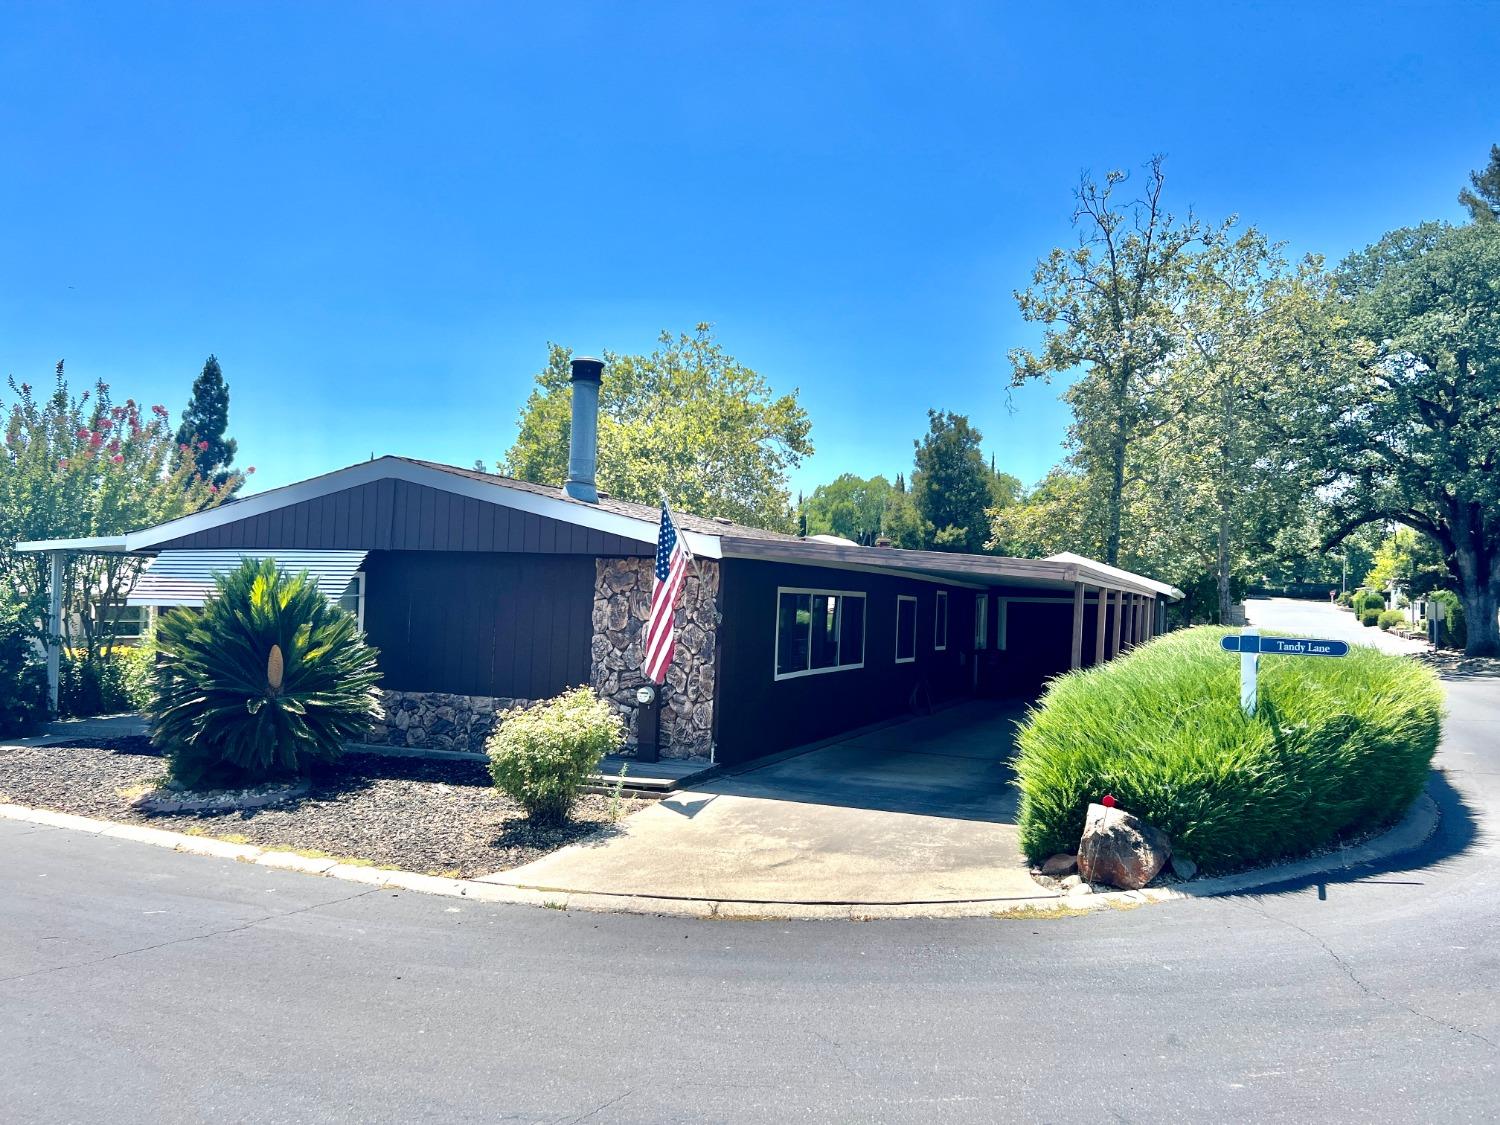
[1315,221,1500,655]
[0,364,248,657]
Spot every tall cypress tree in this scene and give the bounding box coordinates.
[175,355,238,488]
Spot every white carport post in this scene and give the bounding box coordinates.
[1069,582,1086,670]
[46,550,63,716]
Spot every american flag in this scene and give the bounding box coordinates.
[643,501,692,685]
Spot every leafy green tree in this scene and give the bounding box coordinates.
[1,363,234,660]
[910,410,1015,553]
[802,473,892,544]
[1309,221,1500,655]
[1010,157,1213,565]
[1459,144,1500,224]
[1362,528,1449,600]
[988,468,1100,559]
[502,326,813,532]
[880,473,928,549]
[175,355,239,489]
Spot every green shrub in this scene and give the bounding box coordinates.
[1427,590,1467,650]
[59,645,155,717]
[1337,591,1356,608]
[1360,609,1381,627]
[1013,626,1442,873]
[1353,590,1386,615]
[1377,609,1405,631]
[0,606,48,739]
[151,558,382,789]
[486,687,624,824]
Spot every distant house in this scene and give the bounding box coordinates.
[21,359,1180,765]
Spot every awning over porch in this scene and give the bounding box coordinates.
[126,549,368,607]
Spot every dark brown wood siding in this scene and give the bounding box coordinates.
[362,551,595,699]
[714,560,980,766]
[152,480,652,556]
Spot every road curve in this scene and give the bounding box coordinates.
[3,604,1497,1123]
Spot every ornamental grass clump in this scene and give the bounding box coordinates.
[486,687,624,825]
[1013,627,1443,873]
[151,558,382,789]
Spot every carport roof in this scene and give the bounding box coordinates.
[717,537,1183,599]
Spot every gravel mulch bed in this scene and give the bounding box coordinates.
[1416,650,1500,678]
[0,737,642,878]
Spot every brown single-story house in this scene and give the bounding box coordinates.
[20,359,1181,766]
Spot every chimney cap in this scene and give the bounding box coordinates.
[570,357,604,383]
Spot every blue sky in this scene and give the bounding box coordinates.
[1,2,1496,501]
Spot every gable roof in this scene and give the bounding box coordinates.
[14,455,1180,599]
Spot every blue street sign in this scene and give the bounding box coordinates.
[1219,634,1349,657]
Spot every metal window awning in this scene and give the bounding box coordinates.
[127,550,368,607]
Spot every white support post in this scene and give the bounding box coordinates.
[1239,626,1259,717]
[47,550,63,716]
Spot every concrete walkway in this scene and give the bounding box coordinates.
[483,700,1048,905]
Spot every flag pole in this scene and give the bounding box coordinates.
[659,489,706,584]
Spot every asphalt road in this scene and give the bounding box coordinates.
[3,603,1497,1123]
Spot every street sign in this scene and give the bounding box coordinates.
[1222,628,1349,717]
[1219,634,1349,658]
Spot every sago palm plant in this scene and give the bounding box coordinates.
[151,557,382,788]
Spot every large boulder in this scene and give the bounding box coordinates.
[1076,803,1172,889]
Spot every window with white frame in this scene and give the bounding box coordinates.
[93,603,150,640]
[895,595,917,663]
[975,595,988,650]
[774,589,866,680]
[934,590,949,651]
[995,599,1008,651]
[336,572,366,631]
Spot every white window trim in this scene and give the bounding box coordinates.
[895,594,918,664]
[975,595,988,650]
[996,599,1008,651]
[934,590,949,651]
[342,571,366,632]
[773,587,867,682]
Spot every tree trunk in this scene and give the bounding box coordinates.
[1217,512,1233,625]
[1455,544,1500,657]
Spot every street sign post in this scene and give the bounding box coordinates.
[1220,628,1350,716]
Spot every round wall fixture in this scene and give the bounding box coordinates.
[635,685,656,705]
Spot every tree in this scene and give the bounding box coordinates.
[1010,157,1212,565]
[1308,222,1500,655]
[1362,528,1449,600]
[175,355,239,490]
[880,473,928,549]
[502,326,813,532]
[988,468,1100,559]
[909,410,1011,553]
[802,473,892,544]
[1459,144,1500,224]
[1,363,234,658]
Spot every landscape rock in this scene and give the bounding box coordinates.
[1040,853,1078,877]
[1059,874,1083,889]
[1170,855,1198,881]
[1076,802,1173,890]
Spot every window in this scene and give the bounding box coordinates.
[94,604,150,640]
[975,596,988,650]
[774,589,866,680]
[895,595,917,664]
[995,599,1008,651]
[337,572,366,631]
[934,590,949,651]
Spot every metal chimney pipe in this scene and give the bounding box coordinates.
[563,356,603,503]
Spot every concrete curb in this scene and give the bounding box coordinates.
[0,791,1440,921]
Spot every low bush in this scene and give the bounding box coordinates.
[1377,609,1405,631]
[1360,609,1382,627]
[1013,627,1442,873]
[486,687,624,825]
[151,558,382,789]
[1427,590,1467,650]
[1337,591,1356,608]
[59,645,155,717]
[1353,590,1386,615]
[0,606,48,739]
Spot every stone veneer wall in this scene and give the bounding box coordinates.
[364,690,535,754]
[590,557,719,761]
[360,557,720,760]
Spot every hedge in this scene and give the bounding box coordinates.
[1377,609,1405,631]
[1012,627,1442,873]
[1427,590,1467,650]
[1361,609,1382,627]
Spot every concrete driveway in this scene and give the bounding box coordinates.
[1245,596,1430,655]
[483,700,1045,906]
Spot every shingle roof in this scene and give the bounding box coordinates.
[397,458,797,541]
